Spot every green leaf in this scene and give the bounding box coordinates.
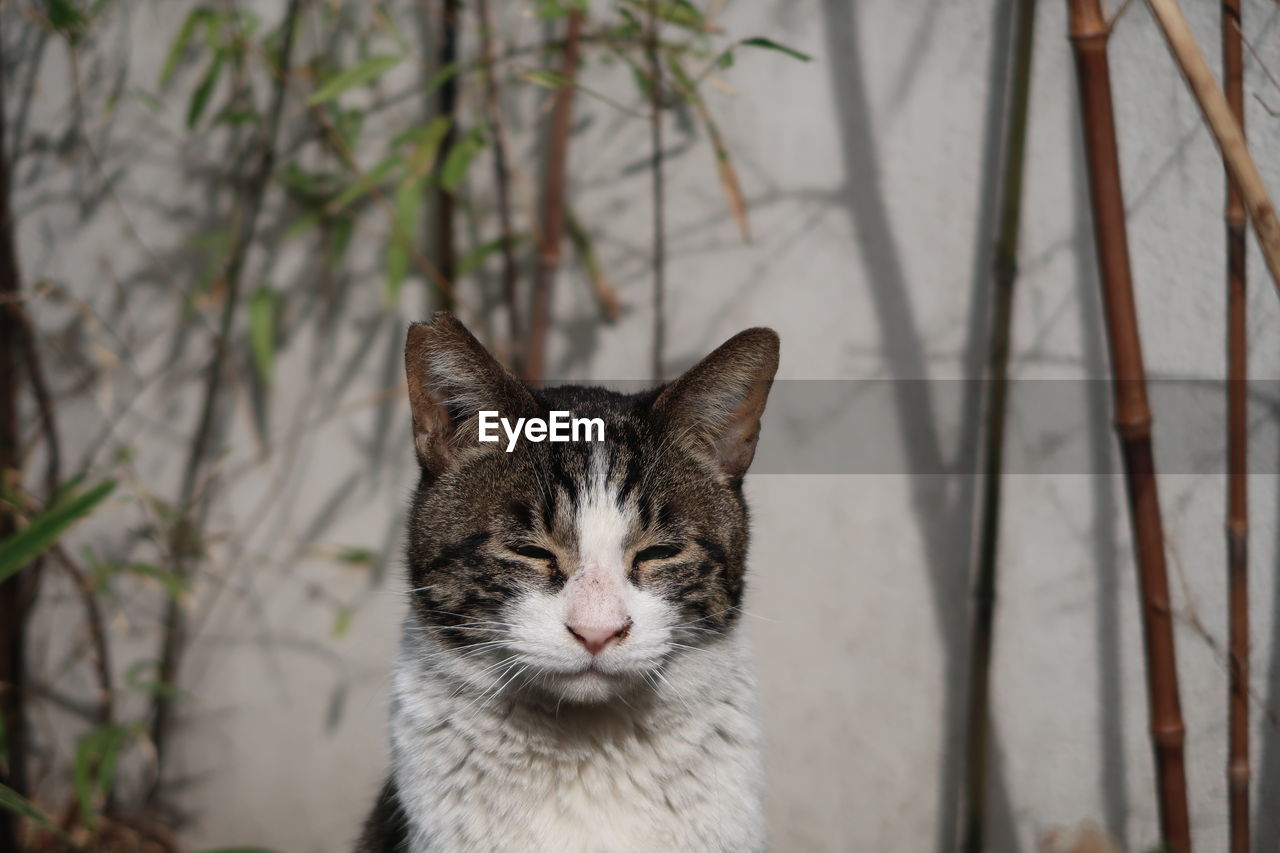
[535,0,587,19]
[92,560,189,600]
[328,216,355,267]
[624,0,705,31]
[334,546,377,566]
[0,480,115,585]
[333,607,353,638]
[308,54,403,105]
[187,52,226,129]
[74,724,129,829]
[458,233,524,278]
[522,69,572,89]
[739,37,812,63]
[248,288,278,387]
[125,660,184,699]
[215,107,260,126]
[327,155,401,215]
[160,7,214,86]
[46,0,89,44]
[402,116,452,178]
[385,177,424,305]
[439,126,487,192]
[717,49,735,70]
[0,782,66,840]
[425,61,460,94]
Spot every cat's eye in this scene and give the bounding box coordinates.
[635,544,680,562]
[513,544,555,561]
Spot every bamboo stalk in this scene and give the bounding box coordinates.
[961,1,1038,850]
[648,2,665,381]
[476,0,521,358]
[1144,0,1280,302]
[1221,2,1249,851]
[0,12,29,846]
[149,0,304,794]
[433,0,461,311]
[1066,2,1192,851]
[523,10,583,382]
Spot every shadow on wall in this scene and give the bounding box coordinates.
[819,1,1020,851]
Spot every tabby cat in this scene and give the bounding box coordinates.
[357,313,779,852]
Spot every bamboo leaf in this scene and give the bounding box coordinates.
[739,37,812,63]
[566,212,620,321]
[125,660,184,699]
[73,724,128,829]
[46,0,89,44]
[0,782,66,840]
[333,607,353,638]
[248,288,278,387]
[402,116,452,178]
[668,57,751,242]
[623,0,706,32]
[458,233,525,278]
[186,52,225,129]
[425,61,460,94]
[334,546,376,566]
[439,127,487,192]
[385,177,424,304]
[92,560,189,600]
[308,54,403,105]
[161,7,214,85]
[0,480,115,584]
[522,69,573,89]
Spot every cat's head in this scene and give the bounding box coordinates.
[402,313,778,705]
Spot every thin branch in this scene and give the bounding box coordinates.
[149,0,306,797]
[961,1,1038,850]
[433,0,461,311]
[523,10,584,382]
[1145,0,1280,303]
[0,9,31,845]
[477,0,522,361]
[648,2,665,381]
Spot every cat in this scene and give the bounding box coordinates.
[356,313,779,853]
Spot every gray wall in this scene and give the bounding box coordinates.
[14,0,1280,850]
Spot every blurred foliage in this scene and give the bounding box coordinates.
[0,0,805,848]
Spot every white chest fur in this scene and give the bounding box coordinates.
[389,629,765,853]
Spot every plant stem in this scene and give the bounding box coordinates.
[0,13,29,847]
[648,2,665,381]
[1221,1,1249,851]
[1067,2,1191,850]
[477,0,521,362]
[523,10,584,382]
[1144,0,1280,303]
[960,1,1037,849]
[149,0,305,797]
[433,0,461,311]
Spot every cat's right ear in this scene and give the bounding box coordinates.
[404,312,534,475]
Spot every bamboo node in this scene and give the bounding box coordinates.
[1112,413,1151,439]
[1151,721,1186,748]
[1228,758,1250,784]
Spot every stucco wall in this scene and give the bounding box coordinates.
[14,0,1280,850]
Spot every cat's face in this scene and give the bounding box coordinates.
[402,315,778,705]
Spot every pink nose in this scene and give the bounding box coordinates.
[566,620,631,655]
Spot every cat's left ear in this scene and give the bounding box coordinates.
[404,312,535,474]
[653,327,780,479]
